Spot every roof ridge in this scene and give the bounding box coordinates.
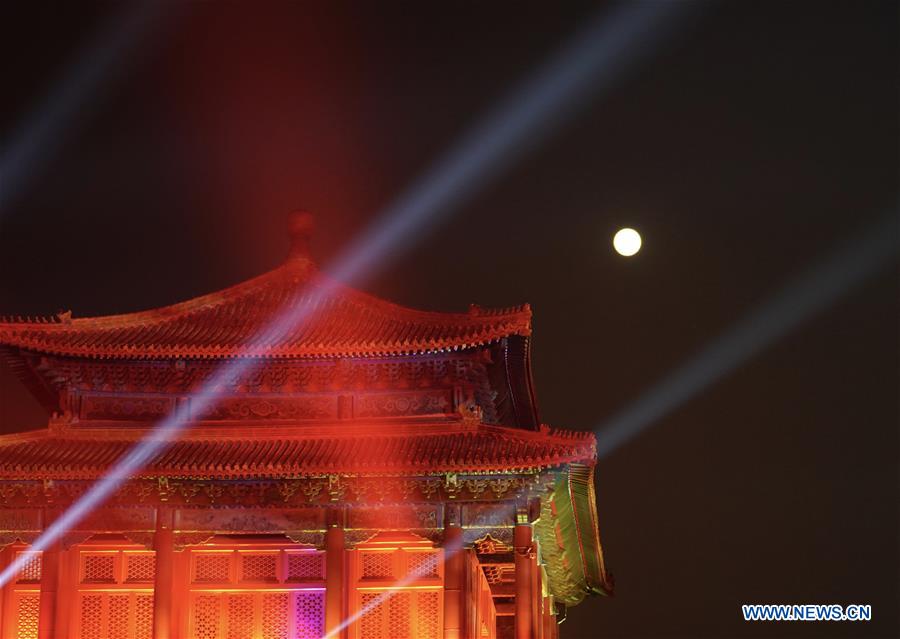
[0,260,531,331]
[0,257,533,359]
[65,258,317,330]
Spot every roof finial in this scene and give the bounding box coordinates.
[287,210,315,260]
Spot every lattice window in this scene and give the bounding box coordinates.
[126,553,156,582]
[261,592,290,639]
[135,594,155,639]
[15,594,40,639]
[80,594,104,639]
[388,592,412,639]
[359,593,384,639]
[240,553,277,582]
[361,552,393,579]
[108,594,130,639]
[226,594,254,639]
[194,594,221,639]
[83,554,117,583]
[417,591,441,639]
[294,591,325,639]
[408,551,440,578]
[194,553,231,583]
[287,552,324,581]
[15,551,41,583]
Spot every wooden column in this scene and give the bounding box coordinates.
[0,546,11,638]
[442,503,464,639]
[153,508,175,639]
[53,546,74,638]
[514,516,534,639]
[37,542,61,639]
[324,509,346,639]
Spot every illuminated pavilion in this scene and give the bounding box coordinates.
[0,218,611,639]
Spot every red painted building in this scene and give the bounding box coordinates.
[0,220,611,638]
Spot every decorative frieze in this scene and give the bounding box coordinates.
[175,508,324,533]
[195,396,337,421]
[0,472,542,509]
[41,354,490,398]
[354,389,453,419]
[80,395,175,421]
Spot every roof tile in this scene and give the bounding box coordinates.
[0,422,595,479]
[0,256,531,359]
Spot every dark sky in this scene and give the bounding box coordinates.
[0,2,897,637]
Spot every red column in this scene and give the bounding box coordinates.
[37,542,61,639]
[324,509,346,638]
[514,521,534,639]
[53,546,74,638]
[153,508,175,639]
[0,546,11,638]
[443,522,464,639]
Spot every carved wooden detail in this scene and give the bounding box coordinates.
[0,473,540,509]
[195,396,337,421]
[354,389,453,418]
[175,508,323,533]
[79,395,175,421]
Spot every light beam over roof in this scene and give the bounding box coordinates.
[595,208,899,458]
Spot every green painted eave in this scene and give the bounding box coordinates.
[535,463,613,606]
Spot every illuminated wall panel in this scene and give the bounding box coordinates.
[13,593,40,639]
[185,544,325,639]
[72,546,155,639]
[1,547,41,639]
[350,536,443,639]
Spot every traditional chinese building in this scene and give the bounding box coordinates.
[0,216,611,639]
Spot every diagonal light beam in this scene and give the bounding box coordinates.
[595,207,899,458]
[0,1,161,211]
[334,0,694,275]
[0,0,694,590]
[320,504,476,639]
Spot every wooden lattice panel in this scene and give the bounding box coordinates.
[79,594,104,639]
[361,552,393,579]
[15,593,40,639]
[226,594,254,639]
[388,592,412,639]
[357,590,441,639]
[75,592,155,639]
[359,593,384,639]
[417,591,441,639]
[261,592,290,639]
[193,594,221,639]
[125,553,156,582]
[286,551,325,581]
[186,544,327,638]
[407,551,440,578]
[82,554,116,583]
[294,591,325,639]
[134,594,155,639]
[193,553,231,583]
[240,553,278,582]
[15,551,41,583]
[108,594,130,639]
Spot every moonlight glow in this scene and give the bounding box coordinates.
[613,227,642,256]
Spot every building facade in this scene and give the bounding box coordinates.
[0,219,611,638]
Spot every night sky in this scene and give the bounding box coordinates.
[0,2,897,637]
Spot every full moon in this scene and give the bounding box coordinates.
[613,227,642,256]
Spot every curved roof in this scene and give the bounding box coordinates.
[0,255,531,360]
[0,421,595,479]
